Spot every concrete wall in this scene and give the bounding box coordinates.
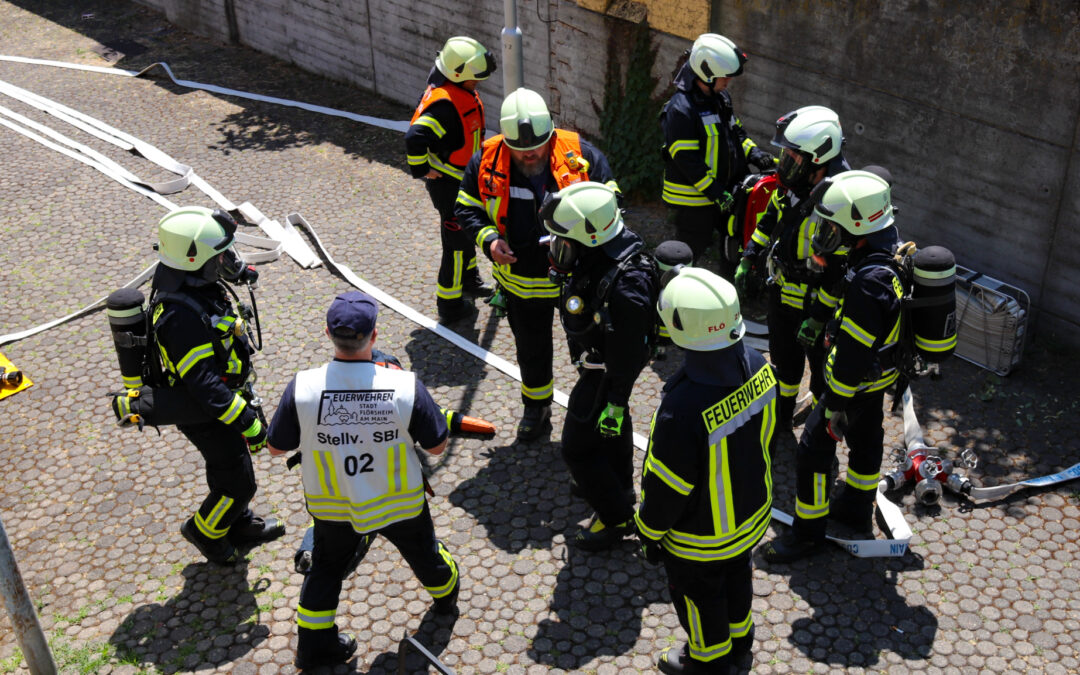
[133,0,1080,344]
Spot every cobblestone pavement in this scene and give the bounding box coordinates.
[0,2,1078,673]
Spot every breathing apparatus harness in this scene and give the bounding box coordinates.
[107,270,265,432]
[557,244,659,370]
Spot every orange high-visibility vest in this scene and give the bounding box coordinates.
[410,84,485,169]
[477,130,589,235]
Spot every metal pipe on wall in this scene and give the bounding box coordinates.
[502,0,523,95]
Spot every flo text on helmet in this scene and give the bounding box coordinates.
[810,169,895,255]
[435,36,496,83]
[500,88,554,151]
[657,266,745,351]
[771,105,843,190]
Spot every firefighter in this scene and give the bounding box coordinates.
[405,36,497,323]
[762,169,902,562]
[660,33,775,272]
[636,267,775,674]
[150,206,284,565]
[541,181,659,550]
[456,87,620,440]
[267,291,458,670]
[735,105,850,431]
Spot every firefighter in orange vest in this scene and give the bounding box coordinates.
[456,88,620,440]
[406,36,497,323]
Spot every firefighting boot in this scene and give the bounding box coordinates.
[295,629,357,671]
[516,405,551,441]
[574,513,635,551]
[431,577,461,616]
[227,515,286,547]
[828,488,875,536]
[180,518,238,566]
[761,516,827,564]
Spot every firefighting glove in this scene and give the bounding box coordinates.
[734,259,754,299]
[242,418,269,454]
[485,286,508,318]
[796,317,825,348]
[749,148,778,171]
[825,408,849,442]
[597,403,626,437]
[714,191,735,213]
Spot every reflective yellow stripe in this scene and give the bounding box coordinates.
[750,227,770,247]
[426,154,464,181]
[491,265,559,299]
[413,114,446,137]
[194,495,234,539]
[305,488,426,532]
[634,511,667,541]
[296,605,336,630]
[777,379,800,398]
[456,190,484,209]
[426,542,458,598]
[840,316,876,348]
[437,251,465,299]
[730,609,753,638]
[313,449,340,498]
[521,380,554,401]
[122,374,143,389]
[701,364,777,438]
[407,153,428,166]
[684,596,732,662]
[846,467,880,492]
[644,452,694,495]
[709,436,736,537]
[388,443,407,493]
[176,343,213,377]
[668,139,700,157]
[218,393,246,425]
[741,137,757,154]
[916,334,956,352]
[796,471,829,520]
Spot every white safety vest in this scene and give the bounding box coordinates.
[294,360,423,533]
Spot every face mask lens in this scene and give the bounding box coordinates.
[778,152,811,188]
[219,248,245,281]
[812,220,842,254]
[549,237,578,269]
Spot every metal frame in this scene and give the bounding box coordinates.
[953,264,1029,376]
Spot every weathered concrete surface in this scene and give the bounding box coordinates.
[127,0,1080,347]
[0,2,1079,674]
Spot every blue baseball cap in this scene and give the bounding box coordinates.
[326,291,378,338]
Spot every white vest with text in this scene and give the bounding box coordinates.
[294,361,422,533]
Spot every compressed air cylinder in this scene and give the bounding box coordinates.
[911,246,957,363]
[106,288,149,389]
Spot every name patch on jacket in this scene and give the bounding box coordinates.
[318,390,395,426]
[701,365,777,438]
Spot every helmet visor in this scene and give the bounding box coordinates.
[548,236,579,270]
[208,209,238,252]
[811,218,843,254]
[777,151,813,190]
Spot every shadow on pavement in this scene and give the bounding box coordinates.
[781,558,937,670]
[528,546,665,670]
[6,0,412,169]
[108,561,267,670]
[447,440,584,554]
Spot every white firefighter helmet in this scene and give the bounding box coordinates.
[541,182,624,248]
[657,267,745,351]
[811,169,895,254]
[435,36,496,83]
[500,88,554,151]
[771,105,842,165]
[157,206,236,272]
[689,33,746,82]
